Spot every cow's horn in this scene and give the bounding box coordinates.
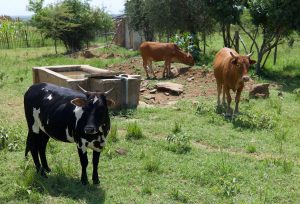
[104,88,114,96]
[247,51,254,57]
[230,52,238,59]
[77,85,88,94]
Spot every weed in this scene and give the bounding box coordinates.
[166,133,191,154]
[0,127,9,150]
[141,185,152,195]
[293,88,300,100]
[172,121,182,134]
[144,156,160,173]
[107,124,118,143]
[195,100,214,115]
[232,111,277,130]
[274,127,288,153]
[282,160,294,174]
[169,189,188,203]
[126,122,144,140]
[268,98,282,114]
[220,177,240,197]
[246,145,257,153]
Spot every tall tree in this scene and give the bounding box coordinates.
[29,0,113,53]
[239,0,300,74]
[125,0,154,41]
[205,0,244,48]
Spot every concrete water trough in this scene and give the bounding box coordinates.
[32,65,141,109]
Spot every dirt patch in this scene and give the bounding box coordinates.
[106,57,257,105]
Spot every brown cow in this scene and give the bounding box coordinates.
[140,42,194,79]
[213,47,256,115]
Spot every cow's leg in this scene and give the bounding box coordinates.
[142,59,150,79]
[149,60,156,79]
[77,148,88,185]
[234,86,243,114]
[167,61,171,78]
[224,87,232,116]
[222,85,226,106]
[92,151,100,184]
[163,61,167,78]
[217,82,222,106]
[38,133,51,173]
[27,132,43,175]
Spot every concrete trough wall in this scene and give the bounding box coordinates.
[32,65,141,109]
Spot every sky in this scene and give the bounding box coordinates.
[0,0,125,16]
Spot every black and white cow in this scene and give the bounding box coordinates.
[24,83,114,185]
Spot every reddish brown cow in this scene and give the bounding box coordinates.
[140,42,194,78]
[213,47,256,115]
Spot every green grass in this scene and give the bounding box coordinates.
[0,36,300,203]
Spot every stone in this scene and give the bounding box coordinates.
[144,95,155,100]
[115,148,127,155]
[140,88,146,92]
[139,101,154,108]
[187,77,194,82]
[156,82,184,95]
[149,89,157,94]
[164,92,170,96]
[170,68,179,77]
[249,83,270,99]
[81,50,96,58]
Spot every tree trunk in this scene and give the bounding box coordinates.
[226,24,231,48]
[203,32,206,55]
[5,31,10,49]
[222,24,226,47]
[273,44,277,65]
[54,39,57,54]
[234,31,239,53]
[256,52,264,75]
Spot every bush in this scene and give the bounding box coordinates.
[30,0,113,52]
[126,122,144,140]
[171,32,201,62]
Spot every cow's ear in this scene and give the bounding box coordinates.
[71,98,87,107]
[249,59,256,65]
[106,99,115,107]
[231,58,238,65]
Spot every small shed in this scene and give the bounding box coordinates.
[113,15,144,51]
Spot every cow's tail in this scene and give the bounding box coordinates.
[25,133,31,158]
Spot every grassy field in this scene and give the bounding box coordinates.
[0,35,299,203]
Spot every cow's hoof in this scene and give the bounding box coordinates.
[93,179,100,185]
[40,169,48,178]
[44,167,51,173]
[81,179,88,185]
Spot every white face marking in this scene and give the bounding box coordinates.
[73,106,84,128]
[47,94,53,100]
[32,108,46,134]
[47,119,49,125]
[66,127,74,142]
[93,96,98,104]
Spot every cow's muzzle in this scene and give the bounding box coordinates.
[242,76,250,82]
[84,126,98,134]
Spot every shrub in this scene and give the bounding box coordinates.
[126,122,144,140]
[171,32,201,62]
[30,0,113,52]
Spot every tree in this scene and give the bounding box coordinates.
[239,0,300,74]
[125,0,154,41]
[205,0,244,48]
[29,0,113,53]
